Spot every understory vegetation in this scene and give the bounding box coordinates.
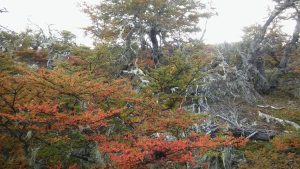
[1,0,300,168]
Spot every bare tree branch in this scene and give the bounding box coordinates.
[199,19,208,42]
[0,7,8,13]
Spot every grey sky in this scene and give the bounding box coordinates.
[0,0,292,46]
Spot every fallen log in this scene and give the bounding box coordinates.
[215,115,277,141]
[229,127,277,141]
[257,105,285,110]
[258,111,300,129]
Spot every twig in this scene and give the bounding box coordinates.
[246,131,258,139]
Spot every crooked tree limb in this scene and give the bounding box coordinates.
[249,0,295,58]
[247,0,296,92]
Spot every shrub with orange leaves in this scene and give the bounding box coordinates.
[86,133,246,168]
[0,66,246,168]
[0,67,132,167]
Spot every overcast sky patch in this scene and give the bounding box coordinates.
[1,0,293,46]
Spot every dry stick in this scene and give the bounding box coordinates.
[246,131,258,139]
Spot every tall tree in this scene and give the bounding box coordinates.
[82,0,212,65]
[247,0,300,92]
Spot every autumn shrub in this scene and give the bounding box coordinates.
[0,65,247,168]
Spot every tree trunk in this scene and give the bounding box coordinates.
[47,47,54,69]
[249,56,271,93]
[141,37,147,51]
[149,27,160,65]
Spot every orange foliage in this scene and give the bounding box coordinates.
[87,133,246,168]
[0,68,129,133]
[0,67,246,168]
[0,67,131,167]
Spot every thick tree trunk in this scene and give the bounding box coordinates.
[149,27,160,65]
